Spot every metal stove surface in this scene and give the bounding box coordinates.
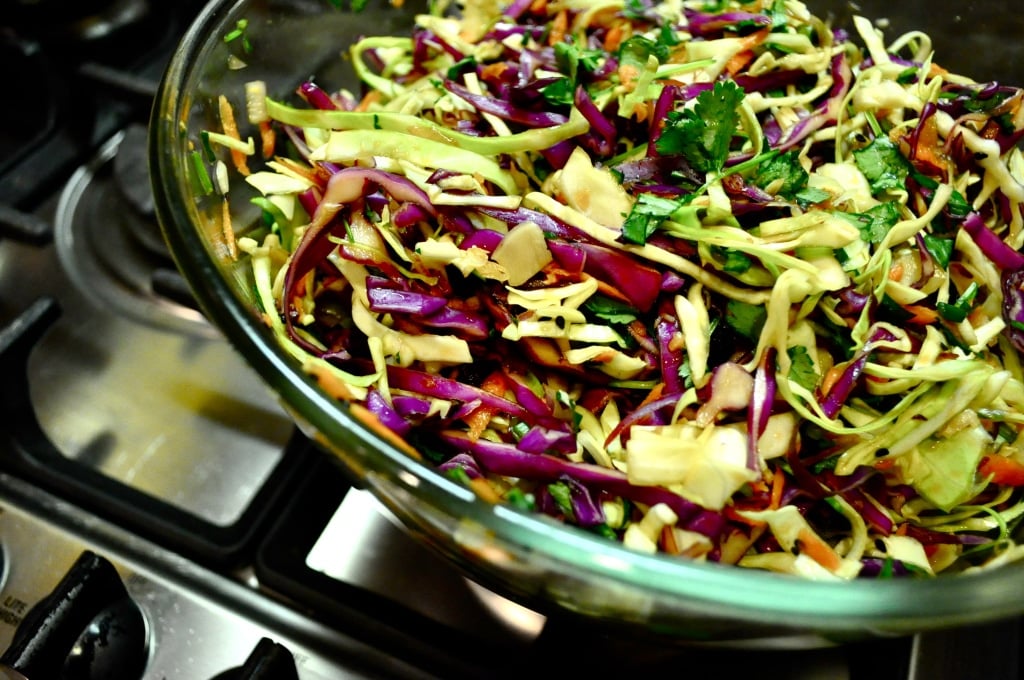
[0,2,1021,678]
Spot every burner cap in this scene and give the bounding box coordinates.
[55,129,213,336]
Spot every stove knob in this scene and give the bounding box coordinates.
[0,551,148,680]
[212,638,299,680]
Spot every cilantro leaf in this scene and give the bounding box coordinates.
[752,150,808,198]
[787,345,820,392]
[837,201,902,244]
[622,193,682,245]
[655,80,746,174]
[554,39,604,83]
[584,295,639,324]
[541,77,575,106]
[853,135,913,194]
[936,281,979,322]
[794,187,831,207]
[922,233,954,269]
[711,245,752,273]
[618,35,670,69]
[724,299,767,343]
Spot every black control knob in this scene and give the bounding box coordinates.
[0,551,148,680]
[212,638,299,680]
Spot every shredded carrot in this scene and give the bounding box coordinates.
[548,9,569,46]
[469,477,503,503]
[617,63,641,92]
[769,469,785,509]
[480,62,509,82]
[305,361,358,401]
[463,371,508,441]
[218,95,251,176]
[636,382,666,410]
[902,304,940,325]
[603,22,627,52]
[796,527,843,572]
[271,156,321,185]
[724,30,769,76]
[259,120,276,159]
[354,89,383,112]
[723,505,765,528]
[820,364,845,397]
[660,525,680,554]
[888,262,904,281]
[221,198,238,260]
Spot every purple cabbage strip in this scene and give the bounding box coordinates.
[518,425,576,454]
[297,81,340,110]
[773,53,851,151]
[603,394,681,448]
[962,212,1024,271]
[575,242,663,312]
[444,79,569,127]
[684,9,772,38]
[547,240,586,272]
[387,366,540,424]
[366,388,412,437]
[656,317,685,395]
[819,327,897,419]
[747,348,776,472]
[503,372,554,417]
[366,285,449,316]
[419,306,490,339]
[459,228,504,253]
[439,431,704,525]
[560,476,606,527]
[438,452,484,479]
[574,85,617,156]
[1001,269,1024,352]
[392,394,432,418]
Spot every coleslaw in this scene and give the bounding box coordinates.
[198,0,1024,579]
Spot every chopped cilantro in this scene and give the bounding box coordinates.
[622,0,649,19]
[896,67,919,84]
[811,455,839,473]
[936,282,979,322]
[618,35,671,69]
[877,295,914,325]
[504,487,536,511]
[554,39,604,83]
[678,358,694,390]
[541,77,575,107]
[446,56,477,80]
[752,150,808,198]
[787,345,820,391]
[622,193,682,245]
[655,80,746,174]
[794,187,831,207]
[547,481,575,519]
[922,233,954,269]
[712,246,753,274]
[584,295,639,324]
[852,134,913,195]
[725,299,767,343]
[223,19,252,54]
[769,0,788,30]
[837,201,902,244]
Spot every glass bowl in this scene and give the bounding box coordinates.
[150,0,1024,643]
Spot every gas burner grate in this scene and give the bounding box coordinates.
[0,298,313,568]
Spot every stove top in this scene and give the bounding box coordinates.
[0,2,1020,678]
